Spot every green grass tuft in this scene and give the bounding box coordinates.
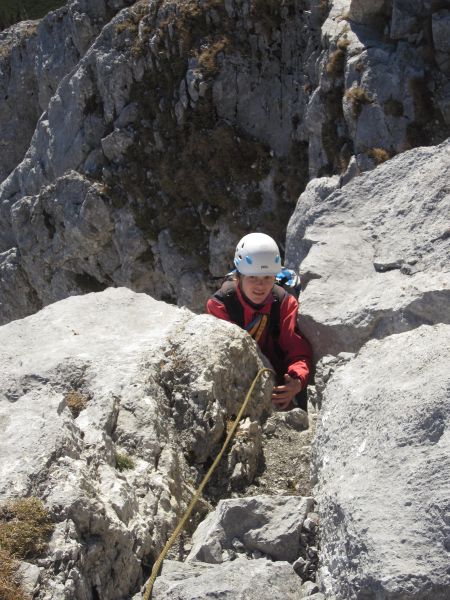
[115,452,135,472]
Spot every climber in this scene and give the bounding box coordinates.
[206,232,312,411]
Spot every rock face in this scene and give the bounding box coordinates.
[307,0,450,178]
[313,324,450,599]
[287,140,450,361]
[0,0,320,322]
[286,138,450,599]
[0,1,136,182]
[2,0,450,325]
[0,287,273,599]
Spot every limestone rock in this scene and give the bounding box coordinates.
[287,140,450,360]
[0,247,42,324]
[263,408,309,435]
[312,324,450,599]
[0,287,272,599]
[0,21,40,183]
[306,0,450,177]
[187,495,314,564]
[152,557,303,600]
[2,0,450,325]
[0,1,135,183]
[390,0,427,40]
[433,10,450,54]
[17,561,41,596]
[0,0,317,323]
[347,0,386,26]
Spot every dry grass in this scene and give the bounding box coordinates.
[0,549,28,600]
[65,390,88,417]
[0,497,53,559]
[326,37,350,77]
[355,60,365,73]
[115,19,139,35]
[0,497,53,600]
[319,0,330,17]
[368,147,390,164]
[197,35,231,76]
[345,85,372,118]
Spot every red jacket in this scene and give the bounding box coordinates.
[206,284,312,388]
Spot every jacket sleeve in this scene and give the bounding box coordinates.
[206,297,231,322]
[278,295,312,388]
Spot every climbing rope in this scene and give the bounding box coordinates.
[142,366,275,600]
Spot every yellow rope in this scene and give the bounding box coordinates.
[142,366,274,599]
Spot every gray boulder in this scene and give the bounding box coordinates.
[152,557,303,600]
[312,324,450,599]
[187,495,314,564]
[286,140,450,360]
[0,287,272,599]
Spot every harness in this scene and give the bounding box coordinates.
[212,280,287,347]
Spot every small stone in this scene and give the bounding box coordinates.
[293,556,307,577]
[306,512,319,526]
[231,537,245,553]
[303,517,316,532]
[301,580,319,596]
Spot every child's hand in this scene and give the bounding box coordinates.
[271,374,302,410]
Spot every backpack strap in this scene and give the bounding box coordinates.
[269,285,287,342]
[212,280,244,327]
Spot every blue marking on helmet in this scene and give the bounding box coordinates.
[245,256,253,264]
[275,255,280,263]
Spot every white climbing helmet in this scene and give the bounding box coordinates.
[234,233,281,275]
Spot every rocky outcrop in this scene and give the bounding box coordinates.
[286,139,450,599]
[306,0,450,178]
[287,140,450,361]
[0,0,322,322]
[152,495,320,599]
[0,287,273,599]
[0,1,136,183]
[313,324,450,599]
[2,0,449,325]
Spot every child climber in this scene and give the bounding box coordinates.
[206,232,312,411]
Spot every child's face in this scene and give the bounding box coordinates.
[241,275,276,304]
